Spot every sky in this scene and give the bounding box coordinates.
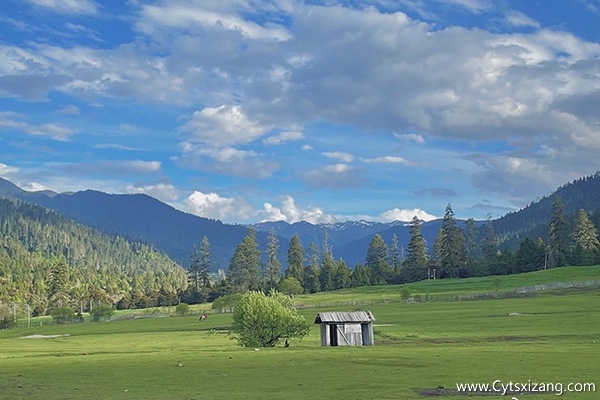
[0,0,599,224]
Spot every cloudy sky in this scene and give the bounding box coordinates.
[1,0,599,224]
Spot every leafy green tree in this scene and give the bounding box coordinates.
[175,302,191,316]
[89,304,115,322]
[366,234,390,284]
[231,290,309,347]
[548,196,569,267]
[211,293,242,313]
[266,229,282,290]
[278,277,304,296]
[51,306,76,324]
[227,227,261,292]
[286,234,305,285]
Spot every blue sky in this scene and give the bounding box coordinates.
[1,0,599,224]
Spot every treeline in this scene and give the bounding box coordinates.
[0,197,188,315]
[198,197,600,298]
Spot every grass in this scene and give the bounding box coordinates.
[1,266,599,399]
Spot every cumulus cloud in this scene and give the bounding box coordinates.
[258,195,336,224]
[56,104,80,115]
[505,11,540,28]
[379,208,437,222]
[183,191,255,222]
[182,105,270,147]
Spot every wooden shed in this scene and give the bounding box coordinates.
[314,311,375,346]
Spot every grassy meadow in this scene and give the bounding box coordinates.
[1,266,599,399]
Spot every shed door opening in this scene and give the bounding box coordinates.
[329,324,338,346]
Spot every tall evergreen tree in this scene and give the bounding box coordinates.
[548,196,569,267]
[319,232,335,291]
[481,219,498,261]
[303,242,320,293]
[388,233,401,273]
[286,233,304,285]
[571,209,599,251]
[366,234,390,284]
[266,229,282,290]
[407,216,428,268]
[189,244,201,292]
[199,236,212,288]
[465,218,478,261]
[47,258,69,308]
[227,227,261,292]
[439,204,465,278]
[333,259,352,290]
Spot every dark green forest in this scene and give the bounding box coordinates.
[0,197,188,316]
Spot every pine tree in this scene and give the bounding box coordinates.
[388,233,401,273]
[47,258,69,309]
[407,216,428,268]
[286,233,304,285]
[548,196,569,267]
[439,204,465,278]
[571,209,599,251]
[266,229,282,290]
[481,219,498,261]
[227,227,261,292]
[333,259,352,289]
[465,218,478,261]
[366,234,390,284]
[189,245,201,292]
[199,236,212,288]
[303,242,320,293]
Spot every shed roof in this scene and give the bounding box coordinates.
[314,311,375,324]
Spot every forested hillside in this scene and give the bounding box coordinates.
[0,197,188,315]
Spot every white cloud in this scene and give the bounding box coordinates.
[0,163,19,176]
[302,163,366,189]
[25,0,99,15]
[184,191,254,222]
[505,11,540,28]
[178,143,279,179]
[138,3,291,42]
[56,104,80,115]
[361,156,416,166]
[263,130,304,145]
[302,144,313,151]
[183,105,270,147]
[322,151,355,163]
[380,208,437,222]
[258,195,336,224]
[398,133,425,144]
[0,113,77,141]
[124,183,180,203]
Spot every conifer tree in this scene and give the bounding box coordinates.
[303,242,320,293]
[227,227,261,292]
[388,233,401,273]
[439,204,465,277]
[407,216,428,268]
[481,219,498,261]
[548,196,569,267]
[286,233,304,285]
[366,234,390,284]
[266,229,282,290]
[199,236,212,287]
[571,209,599,251]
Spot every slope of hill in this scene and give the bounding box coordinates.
[0,196,188,310]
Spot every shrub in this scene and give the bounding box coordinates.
[51,306,76,324]
[278,277,304,296]
[175,302,190,316]
[90,304,115,322]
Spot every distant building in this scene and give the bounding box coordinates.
[314,311,375,346]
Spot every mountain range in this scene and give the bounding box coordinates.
[1,172,600,270]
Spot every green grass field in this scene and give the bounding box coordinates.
[1,266,599,399]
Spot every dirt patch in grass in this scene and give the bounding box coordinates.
[20,334,70,339]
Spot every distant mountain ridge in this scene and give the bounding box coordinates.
[1,171,600,269]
